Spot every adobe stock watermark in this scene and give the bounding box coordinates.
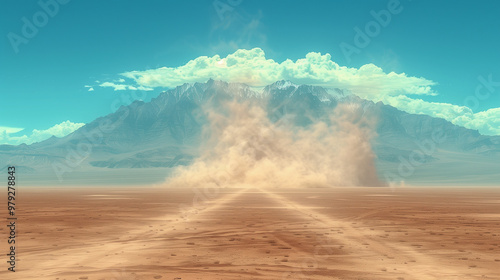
[176,163,237,222]
[212,0,243,21]
[7,0,70,54]
[463,74,500,111]
[383,128,447,188]
[339,0,407,63]
[51,90,147,181]
[177,178,222,221]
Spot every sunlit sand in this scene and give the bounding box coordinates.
[2,186,499,280]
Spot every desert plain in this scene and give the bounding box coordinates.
[1,186,500,280]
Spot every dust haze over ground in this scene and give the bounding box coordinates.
[166,99,385,189]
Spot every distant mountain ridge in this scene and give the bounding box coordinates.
[1,79,498,185]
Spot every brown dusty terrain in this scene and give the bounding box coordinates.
[0,186,499,280]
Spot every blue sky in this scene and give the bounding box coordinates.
[1,0,500,145]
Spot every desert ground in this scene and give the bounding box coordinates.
[1,186,500,280]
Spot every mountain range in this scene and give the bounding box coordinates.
[1,79,499,186]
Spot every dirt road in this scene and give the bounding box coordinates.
[1,186,499,279]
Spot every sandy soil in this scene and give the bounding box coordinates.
[1,186,499,280]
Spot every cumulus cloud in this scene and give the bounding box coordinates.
[469,108,500,135]
[119,48,498,135]
[84,85,94,92]
[0,126,24,134]
[100,82,128,91]
[381,95,500,135]
[99,81,153,91]
[0,121,85,145]
[121,48,436,98]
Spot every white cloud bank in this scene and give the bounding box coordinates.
[99,82,153,91]
[0,121,85,146]
[0,126,24,134]
[122,48,436,98]
[121,48,499,135]
[382,96,500,135]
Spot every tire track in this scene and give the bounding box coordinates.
[258,188,463,280]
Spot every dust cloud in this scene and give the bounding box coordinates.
[166,100,385,189]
